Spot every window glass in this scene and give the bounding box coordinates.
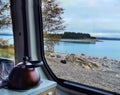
[43,0,120,94]
[0,0,14,82]
[0,0,14,59]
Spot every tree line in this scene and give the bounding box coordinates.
[48,32,96,39]
[0,0,65,53]
[1,0,96,53]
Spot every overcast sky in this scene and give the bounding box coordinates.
[1,0,120,38]
[57,0,120,37]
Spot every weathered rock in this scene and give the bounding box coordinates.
[102,63,109,68]
[81,53,85,56]
[77,57,99,69]
[89,61,99,68]
[103,56,107,59]
[56,55,61,58]
[76,57,86,62]
[65,54,100,70]
[50,53,55,57]
[65,54,75,62]
[60,60,67,64]
[83,65,90,69]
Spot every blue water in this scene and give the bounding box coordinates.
[54,40,120,60]
[1,35,120,60]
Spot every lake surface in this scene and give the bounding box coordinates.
[1,35,120,60]
[54,40,120,60]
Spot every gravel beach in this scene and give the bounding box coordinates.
[46,53,120,94]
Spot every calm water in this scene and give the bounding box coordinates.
[54,40,120,60]
[1,35,120,60]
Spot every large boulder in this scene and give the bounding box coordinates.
[78,58,100,70]
[60,60,67,64]
[65,54,76,62]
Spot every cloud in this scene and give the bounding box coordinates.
[57,0,120,8]
[57,0,120,37]
[1,26,12,33]
[90,32,120,38]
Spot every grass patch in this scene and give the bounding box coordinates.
[0,47,14,58]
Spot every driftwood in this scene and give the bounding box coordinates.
[65,54,99,70]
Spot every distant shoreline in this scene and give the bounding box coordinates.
[60,39,101,43]
[97,37,120,41]
[0,33,13,36]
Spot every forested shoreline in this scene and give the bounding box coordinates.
[48,32,96,39]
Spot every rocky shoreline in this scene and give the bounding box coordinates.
[46,52,120,94]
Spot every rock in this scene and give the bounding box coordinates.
[60,60,67,64]
[81,53,85,56]
[65,54,75,62]
[116,74,120,78]
[102,63,109,68]
[83,65,90,69]
[50,53,55,57]
[74,56,100,70]
[56,55,61,58]
[76,56,86,62]
[115,60,118,63]
[103,56,107,59]
[90,61,99,68]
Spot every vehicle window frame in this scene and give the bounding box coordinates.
[10,0,119,94]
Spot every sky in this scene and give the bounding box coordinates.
[57,0,120,38]
[1,0,120,38]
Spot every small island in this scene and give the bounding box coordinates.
[60,32,96,39]
[48,32,99,43]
